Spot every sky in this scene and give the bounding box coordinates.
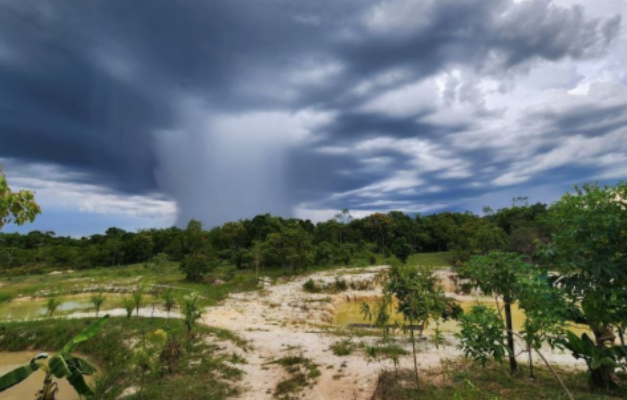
[1,0,626,236]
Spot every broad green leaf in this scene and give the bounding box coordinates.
[61,315,109,354]
[0,363,40,392]
[600,357,619,368]
[49,355,71,378]
[70,357,97,375]
[66,369,94,396]
[565,331,586,355]
[591,358,601,370]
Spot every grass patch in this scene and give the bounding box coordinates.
[407,252,453,268]
[0,258,379,312]
[269,356,321,400]
[0,291,13,303]
[363,342,409,359]
[330,339,355,356]
[371,361,627,400]
[0,316,243,400]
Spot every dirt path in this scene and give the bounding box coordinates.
[202,266,391,400]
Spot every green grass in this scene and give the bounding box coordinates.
[407,252,453,268]
[0,257,379,309]
[330,339,355,356]
[0,253,449,317]
[371,361,627,400]
[269,356,321,400]
[0,316,245,400]
[363,341,409,359]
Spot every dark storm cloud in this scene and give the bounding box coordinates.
[0,0,623,225]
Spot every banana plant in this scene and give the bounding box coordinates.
[563,330,627,371]
[0,315,109,399]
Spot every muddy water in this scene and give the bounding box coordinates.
[0,352,95,400]
[334,300,589,335]
[0,294,133,321]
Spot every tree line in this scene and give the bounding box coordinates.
[0,199,549,276]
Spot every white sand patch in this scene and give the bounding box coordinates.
[201,265,587,400]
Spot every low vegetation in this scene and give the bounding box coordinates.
[0,317,245,400]
[270,356,321,400]
[371,362,627,400]
[330,339,355,356]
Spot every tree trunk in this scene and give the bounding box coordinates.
[527,340,535,379]
[504,301,518,374]
[410,318,419,387]
[591,365,620,389]
[591,325,620,389]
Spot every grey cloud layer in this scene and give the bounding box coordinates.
[0,0,624,225]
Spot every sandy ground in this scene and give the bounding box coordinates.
[200,266,587,400]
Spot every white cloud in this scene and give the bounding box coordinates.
[1,158,177,220]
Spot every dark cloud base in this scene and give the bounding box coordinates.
[0,0,624,228]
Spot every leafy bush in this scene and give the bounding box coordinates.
[303,278,319,293]
[456,304,507,367]
[179,252,213,282]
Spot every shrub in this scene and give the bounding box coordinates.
[179,253,213,282]
[303,278,319,293]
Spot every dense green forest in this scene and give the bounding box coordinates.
[0,199,548,276]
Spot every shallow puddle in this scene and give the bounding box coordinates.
[0,293,145,321]
[0,352,96,400]
[334,299,589,335]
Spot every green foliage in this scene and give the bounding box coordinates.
[90,290,106,316]
[46,295,63,318]
[0,317,243,400]
[392,237,413,263]
[563,331,627,372]
[464,252,532,302]
[182,292,203,337]
[543,183,627,330]
[516,275,567,350]
[0,164,41,231]
[270,356,320,400]
[161,288,177,317]
[0,363,40,392]
[131,283,146,316]
[370,361,627,400]
[303,278,318,293]
[0,315,109,397]
[1,199,549,275]
[122,296,135,319]
[361,293,394,341]
[330,339,355,356]
[180,252,214,282]
[388,265,458,328]
[386,264,460,384]
[451,218,508,263]
[134,329,169,396]
[456,305,507,367]
[148,252,170,272]
[543,182,627,388]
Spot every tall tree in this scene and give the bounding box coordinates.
[465,252,533,374]
[543,183,627,389]
[334,208,353,252]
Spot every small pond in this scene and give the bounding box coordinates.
[334,299,589,335]
[0,293,152,321]
[0,352,96,400]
